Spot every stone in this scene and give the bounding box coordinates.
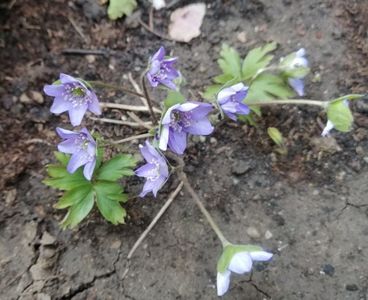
[30,91,44,104]
[40,231,56,245]
[247,226,261,239]
[345,284,359,291]
[321,264,335,276]
[20,93,32,104]
[231,160,251,175]
[264,230,273,240]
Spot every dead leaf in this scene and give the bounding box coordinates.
[168,3,206,43]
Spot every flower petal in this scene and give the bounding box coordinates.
[67,151,90,174]
[139,180,157,197]
[185,119,214,135]
[152,46,165,62]
[83,159,96,181]
[68,104,88,126]
[321,120,334,137]
[152,175,167,197]
[159,125,170,151]
[60,73,79,84]
[135,163,157,178]
[56,127,77,139]
[50,97,71,114]
[168,130,187,155]
[249,251,273,262]
[57,139,79,154]
[44,84,64,97]
[87,92,101,115]
[228,252,253,274]
[217,271,231,297]
[288,78,305,96]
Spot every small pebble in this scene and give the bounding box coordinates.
[264,230,273,240]
[30,91,44,104]
[20,92,32,104]
[247,226,261,239]
[321,264,335,276]
[345,284,359,291]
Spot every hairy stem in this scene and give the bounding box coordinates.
[140,73,158,125]
[88,81,144,98]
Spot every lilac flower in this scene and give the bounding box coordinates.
[217,83,250,121]
[286,48,309,96]
[135,141,169,197]
[56,127,97,181]
[159,102,214,154]
[44,74,101,126]
[146,47,180,90]
[217,245,273,296]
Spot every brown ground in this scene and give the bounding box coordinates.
[1,0,368,299]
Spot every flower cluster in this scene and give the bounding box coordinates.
[44,74,100,180]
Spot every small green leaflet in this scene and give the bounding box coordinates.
[108,0,137,20]
[44,152,136,229]
[242,42,277,80]
[267,127,283,146]
[245,73,294,102]
[326,100,353,132]
[163,90,186,110]
[218,44,242,79]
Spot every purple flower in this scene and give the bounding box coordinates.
[135,141,169,197]
[146,47,180,90]
[286,48,309,96]
[44,74,101,126]
[159,102,214,154]
[217,83,250,121]
[56,127,97,181]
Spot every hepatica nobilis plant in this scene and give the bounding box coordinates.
[43,44,365,296]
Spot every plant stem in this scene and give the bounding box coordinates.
[140,73,158,125]
[112,133,153,144]
[166,153,230,247]
[88,81,144,98]
[246,99,328,108]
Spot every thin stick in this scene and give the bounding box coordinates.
[112,133,152,144]
[89,116,152,128]
[140,73,158,125]
[127,111,153,130]
[89,81,144,98]
[100,102,161,113]
[67,16,90,44]
[127,72,150,108]
[62,49,110,56]
[127,181,184,260]
[246,99,328,108]
[138,19,174,41]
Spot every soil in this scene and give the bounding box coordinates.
[1,0,368,299]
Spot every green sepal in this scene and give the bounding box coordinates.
[245,73,294,102]
[217,244,263,273]
[52,79,61,85]
[60,189,94,229]
[326,100,353,132]
[242,42,277,81]
[96,154,137,181]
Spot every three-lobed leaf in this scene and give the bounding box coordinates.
[96,154,136,181]
[108,0,137,20]
[218,44,242,79]
[242,42,277,81]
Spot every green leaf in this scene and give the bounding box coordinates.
[217,244,262,273]
[54,152,70,166]
[267,127,283,146]
[96,154,137,181]
[245,74,294,102]
[55,184,93,209]
[213,73,234,84]
[327,100,353,132]
[242,42,277,80]
[95,147,105,170]
[108,0,137,20]
[60,190,94,229]
[44,167,88,191]
[164,90,186,109]
[218,44,242,79]
[94,181,127,225]
[202,84,222,100]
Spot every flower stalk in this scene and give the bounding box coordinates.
[140,73,158,125]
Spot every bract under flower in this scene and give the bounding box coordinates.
[136,141,169,197]
[146,47,180,90]
[44,74,101,126]
[159,102,214,154]
[56,127,97,180]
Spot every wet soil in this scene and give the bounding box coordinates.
[1,0,368,299]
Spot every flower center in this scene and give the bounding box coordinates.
[170,111,192,132]
[63,83,91,107]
